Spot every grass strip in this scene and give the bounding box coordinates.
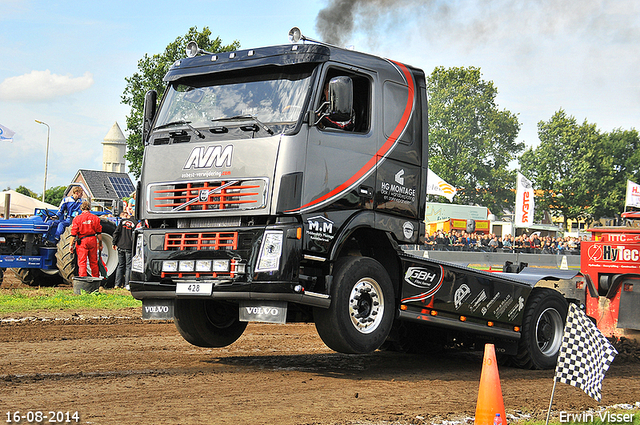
[0,287,141,313]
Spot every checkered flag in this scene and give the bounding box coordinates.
[554,304,618,401]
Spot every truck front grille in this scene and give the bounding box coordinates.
[149,178,268,213]
[164,232,238,251]
[161,232,240,279]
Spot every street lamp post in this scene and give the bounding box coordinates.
[35,120,50,202]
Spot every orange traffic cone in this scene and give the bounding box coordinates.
[474,344,506,425]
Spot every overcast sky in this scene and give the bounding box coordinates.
[1,0,638,196]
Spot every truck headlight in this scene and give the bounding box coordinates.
[162,260,178,272]
[212,259,230,272]
[195,260,212,272]
[179,260,195,272]
[255,230,283,272]
[131,234,144,273]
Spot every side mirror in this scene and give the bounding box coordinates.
[327,76,353,122]
[142,90,157,144]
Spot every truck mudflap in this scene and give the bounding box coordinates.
[140,298,290,324]
[397,253,579,339]
[142,298,174,320]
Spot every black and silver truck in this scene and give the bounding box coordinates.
[130,29,580,369]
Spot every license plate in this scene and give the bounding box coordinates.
[176,282,213,296]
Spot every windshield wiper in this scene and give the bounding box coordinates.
[211,115,274,135]
[153,120,205,139]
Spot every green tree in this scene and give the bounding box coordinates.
[121,27,240,177]
[45,186,66,207]
[427,66,523,215]
[519,110,604,230]
[597,129,640,219]
[15,186,39,199]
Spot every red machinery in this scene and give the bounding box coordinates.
[581,211,640,338]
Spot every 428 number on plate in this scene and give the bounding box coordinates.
[176,282,213,296]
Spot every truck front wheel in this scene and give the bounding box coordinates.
[174,299,247,347]
[512,288,568,369]
[314,256,395,354]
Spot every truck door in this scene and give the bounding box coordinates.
[374,69,424,222]
[302,65,376,214]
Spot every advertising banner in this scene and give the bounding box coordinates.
[515,172,534,227]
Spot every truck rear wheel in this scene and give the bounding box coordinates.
[512,288,568,370]
[174,299,247,347]
[314,256,394,354]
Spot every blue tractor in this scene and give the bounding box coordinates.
[0,208,119,286]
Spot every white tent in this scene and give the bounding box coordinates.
[0,190,58,216]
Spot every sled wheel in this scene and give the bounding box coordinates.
[314,256,395,354]
[512,288,567,370]
[174,299,247,348]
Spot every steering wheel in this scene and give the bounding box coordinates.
[42,209,58,221]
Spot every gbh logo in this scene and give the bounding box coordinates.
[184,145,233,169]
[404,266,443,290]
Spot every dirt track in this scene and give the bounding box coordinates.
[0,304,639,425]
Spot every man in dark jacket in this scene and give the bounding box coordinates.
[112,210,136,289]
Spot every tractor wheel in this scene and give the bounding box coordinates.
[55,219,119,286]
[314,256,395,354]
[56,227,76,285]
[10,268,63,287]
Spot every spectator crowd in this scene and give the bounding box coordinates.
[419,230,584,255]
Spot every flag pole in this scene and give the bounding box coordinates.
[545,377,558,425]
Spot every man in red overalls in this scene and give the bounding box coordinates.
[70,201,103,277]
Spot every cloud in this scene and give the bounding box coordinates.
[0,70,94,102]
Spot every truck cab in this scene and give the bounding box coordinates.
[130,33,573,369]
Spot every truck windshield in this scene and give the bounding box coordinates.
[155,65,314,134]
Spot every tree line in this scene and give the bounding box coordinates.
[107,28,637,231]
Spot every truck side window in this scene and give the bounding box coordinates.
[383,81,414,145]
[317,70,370,133]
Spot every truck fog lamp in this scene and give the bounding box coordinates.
[132,234,144,273]
[179,260,195,272]
[256,230,283,272]
[195,260,212,272]
[212,259,230,272]
[162,260,178,272]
